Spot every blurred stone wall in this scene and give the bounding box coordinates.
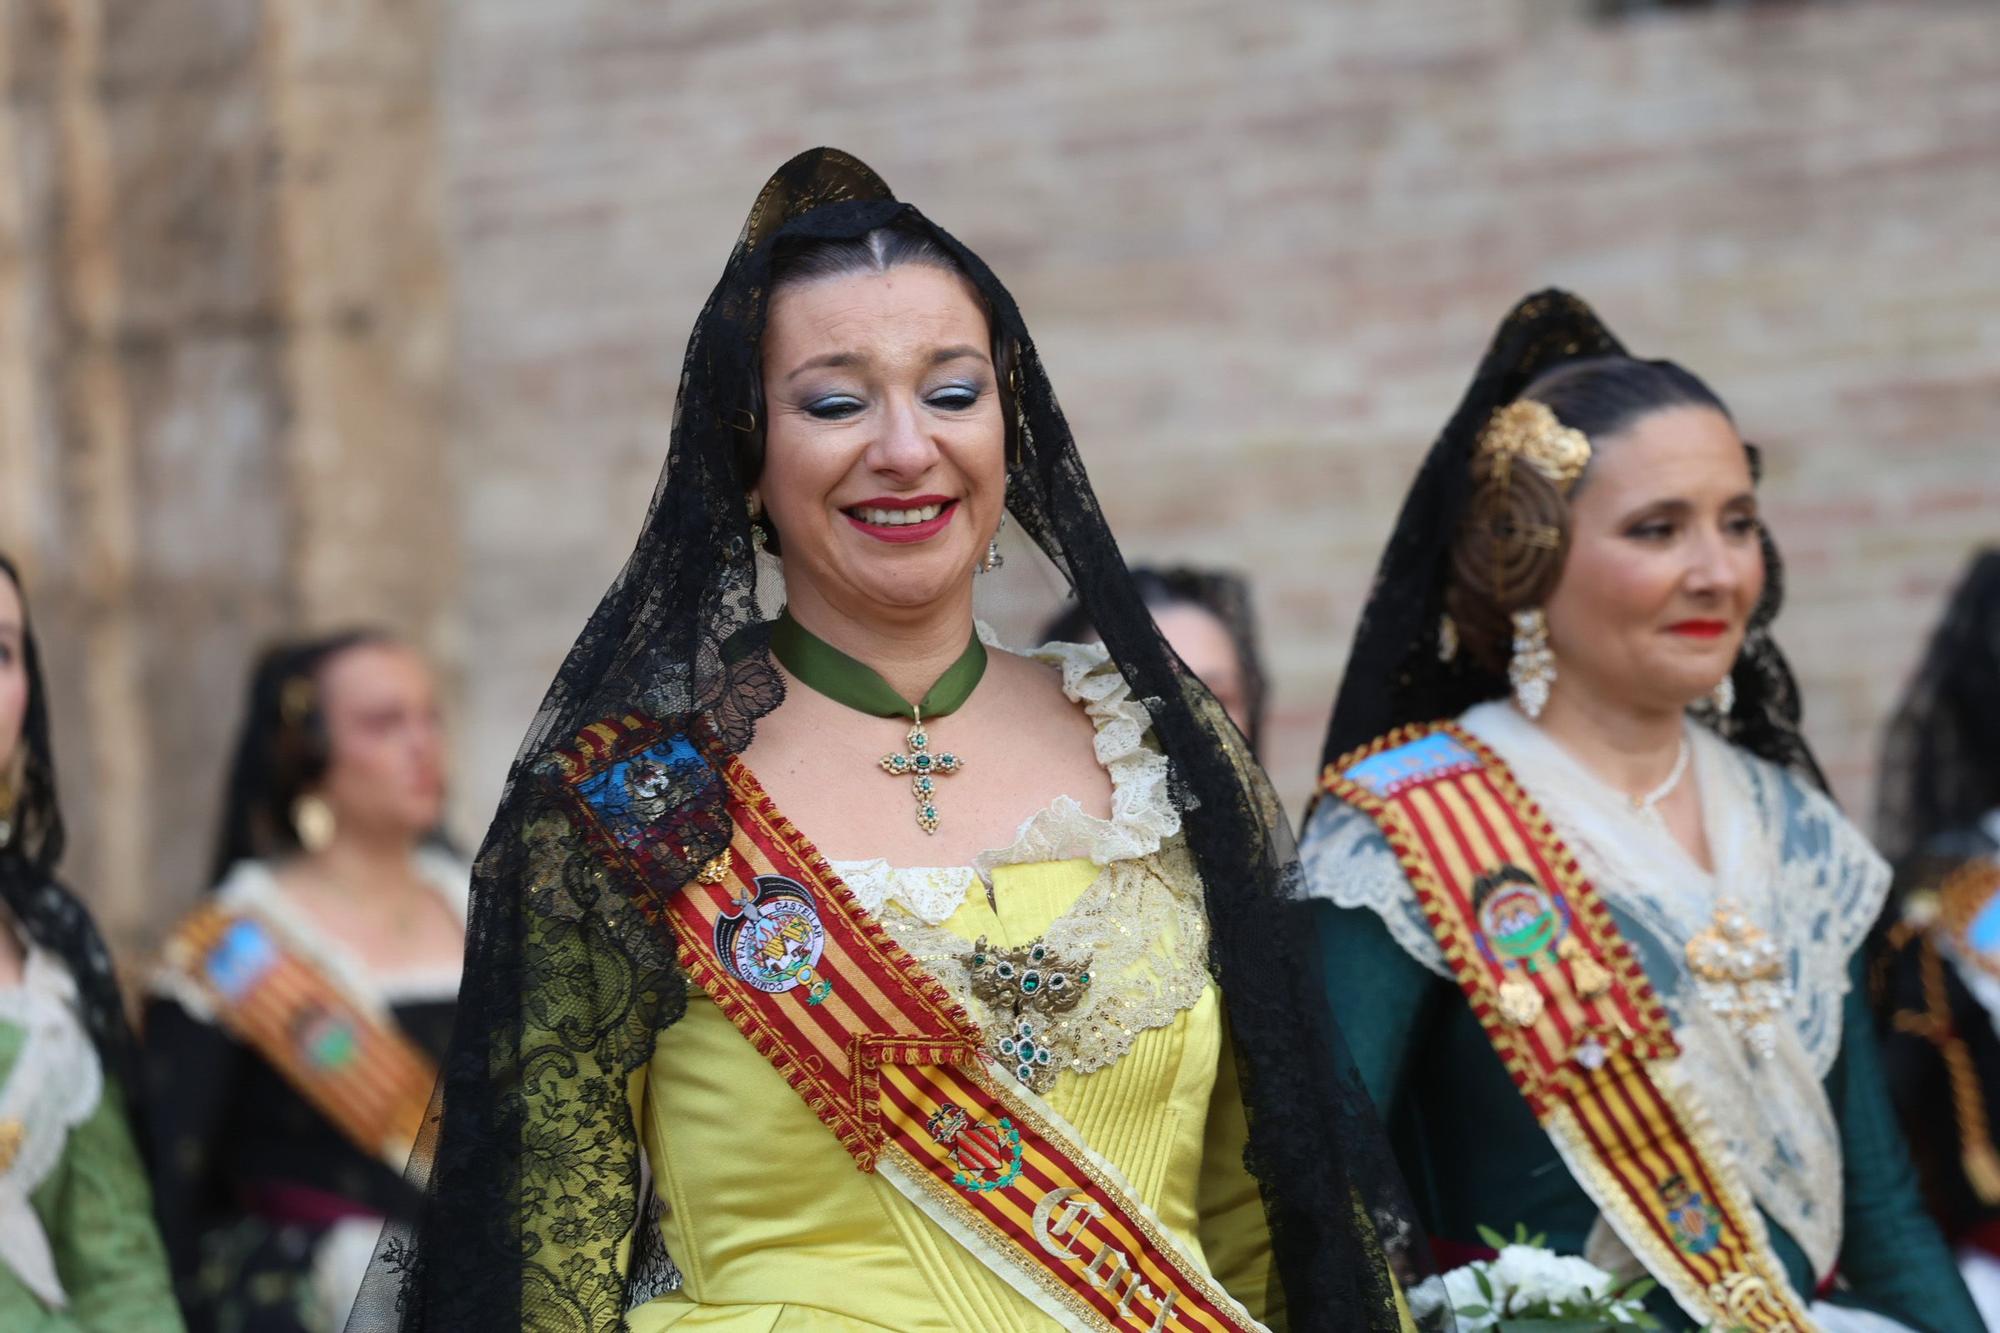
[0,0,451,959]
[2,0,1995,962]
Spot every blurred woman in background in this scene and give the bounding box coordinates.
[1872,547,2000,1323]
[146,632,463,1333]
[1041,564,1268,756]
[0,553,182,1331]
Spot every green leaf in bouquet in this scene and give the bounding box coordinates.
[1616,1276,1657,1303]
[1478,1224,1510,1250]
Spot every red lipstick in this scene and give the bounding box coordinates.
[842,495,958,545]
[1666,619,1729,638]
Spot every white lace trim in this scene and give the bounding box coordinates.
[150,848,470,1024]
[1298,793,1452,979]
[832,634,1179,922]
[0,947,105,1308]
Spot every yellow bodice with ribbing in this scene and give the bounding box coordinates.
[625,854,1273,1332]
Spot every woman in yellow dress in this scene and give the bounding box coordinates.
[358,150,1441,1333]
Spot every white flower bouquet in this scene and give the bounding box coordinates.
[1412,1225,1661,1332]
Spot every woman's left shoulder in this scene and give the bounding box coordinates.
[1711,731,1890,930]
[1711,731,1866,840]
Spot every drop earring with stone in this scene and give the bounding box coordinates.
[1508,608,1556,720]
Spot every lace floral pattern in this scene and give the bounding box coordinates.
[508,791,683,1330]
[833,638,1205,1084]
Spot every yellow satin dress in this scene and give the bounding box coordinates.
[625,855,1274,1332]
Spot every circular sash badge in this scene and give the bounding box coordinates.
[713,875,834,1005]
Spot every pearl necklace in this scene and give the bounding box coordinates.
[1633,734,1691,818]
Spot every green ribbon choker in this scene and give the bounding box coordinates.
[769,610,987,835]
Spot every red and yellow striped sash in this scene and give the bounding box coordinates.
[1323,721,1816,1332]
[552,712,1263,1333]
[161,905,437,1170]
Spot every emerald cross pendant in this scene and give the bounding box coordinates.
[878,709,962,835]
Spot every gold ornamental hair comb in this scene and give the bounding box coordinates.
[1478,399,1592,494]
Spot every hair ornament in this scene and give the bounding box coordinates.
[1478,399,1591,494]
[280,676,317,728]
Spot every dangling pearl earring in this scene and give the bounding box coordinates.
[1437,613,1460,664]
[979,513,1007,574]
[292,793,336,854]
[1508,608,1556,719]
[1710,672,1735,717]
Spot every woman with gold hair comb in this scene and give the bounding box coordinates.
[1300,292,1979,1332]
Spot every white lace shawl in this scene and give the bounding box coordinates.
[1300,701,1889,1278]
[832,634,1208,1081]
[0,946,104,1309]
[150,846,471,1024]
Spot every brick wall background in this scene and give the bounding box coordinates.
[3,0,1995,960]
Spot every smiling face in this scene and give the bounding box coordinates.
[1542,405,1765,715]
[754,263,1006,627]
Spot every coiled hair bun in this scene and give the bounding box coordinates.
[1448,450,1570,671]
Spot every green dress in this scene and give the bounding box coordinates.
[1303,702,1982,1333]
[0,948,183,1332]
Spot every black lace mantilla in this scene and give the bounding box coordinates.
[1876,546,2000,875]
[354,150,1440,1332]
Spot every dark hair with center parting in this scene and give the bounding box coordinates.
[1445,355,1736,672]
[739,224,1022,546]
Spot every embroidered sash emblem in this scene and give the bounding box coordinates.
[1661,1174,1724,1255]
[293,1003,360,1072]
[928,1102,1023,1192]
[713,875,834,1004]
